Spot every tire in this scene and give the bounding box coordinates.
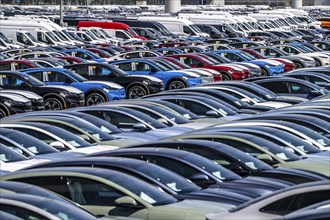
[44,97,63,110]
[167,80,186,90]
[261,68,269,76]
[315,60,322,67]
[295,62,304,69]
[221,73,231,81]
[127,85,147,99]
[0,108,7,118]
[86,93,106,106]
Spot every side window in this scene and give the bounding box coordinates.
[135,62,151,71]
[144,52,157,58]
[125,53,139,59]
[260,190,330,215]
[306,75,328,87]
[143,156,198,178]
[17,63,33,69]
[226,53,243,62]
[0,64,11,71]
[117,63,132,72]
[65,176,125,206]
[259,82,288,93]
[167,99,210,116]
[12,128,58,145]
[213,139,265,157]
[183,26,194,35]
[89,111,140,130]
[0,204,46,220]
[75,52,90,60]
[182,147,232,166]
[1,75,25,88]
[48,72,72,83]
[288,82,310,94]
[29,71,43,81]
[21,54,35,59]
[16,32,33,45]
[73,66,89,76]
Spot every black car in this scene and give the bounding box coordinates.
[0,88,44,111]
[24,157,252,206]
[284,71,330,88]
[64,63,164,99]
[252,77,327,99]
[0,71,85,110]
[0,93,32,118]
[90,147,292,197]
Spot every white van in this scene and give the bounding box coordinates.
[137,16,209,38]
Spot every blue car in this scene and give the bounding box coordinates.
[61,49,106,63]
[110,59,202,90]
[21,68,126,105]
[213,49,284,76]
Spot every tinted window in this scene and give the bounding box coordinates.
[288,82,310,94]
[260,190,330,215]
[0,204,46,220]
[0,64,11,71]
[258,81,288,93]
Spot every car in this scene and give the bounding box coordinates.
[251,77,327,99]
[0,193,103,220]
[0,60,42,71]
[212,49,284,76]
[110,59,202,90]
[166,132,330,177]
[0,144,49,172]
[167,53,246,80]
[0,71,85,110]
[61,48,106,62]
[9,51,66,60]
[283,71,330,88]
[0,93,32,118]
[206,181,330,220]
[0,167,233,219]
[21,67,126,105]
[250,46,316,69]
[0,122,119,155]
[24,157,252,206]
[64,63,164,99]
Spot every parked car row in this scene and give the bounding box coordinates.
[0,72,329,219]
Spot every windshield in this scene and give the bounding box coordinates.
[135,162,200,193]
[0,145,28,162]
[245,136,302,161]
[109,174,177,206]
[38,125,91,148]
[2,130,58,155]
[229,23,240,31]
[90,29,104,39]
[147,105,189,124]
[53,31,67,41]
[179,153,241,181]
[239,51,257,61]
[190,24,202,33]
[45,31,59,42]
[25,32,38,42]
[64,69,87,82]
[77,113,122,134]
[98,29,111,38]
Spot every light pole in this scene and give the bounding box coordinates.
[60,0,64,26]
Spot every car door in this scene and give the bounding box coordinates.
[257,81,289,96]
[133,61,161,79]
[44,70,77,88]
[285,81,314,99]
[0,74,31,90]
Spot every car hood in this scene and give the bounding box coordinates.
[253,59,282,65]
[148,199,232,219]
[1,158,50,172]
[175,122,214,130]
[68,145,118,155]
[99,138,143,147]
[146,127,192,139]
[1,90,43,99]
[42,85,83,93]
[113,132,159,142]
[84,81,124,89]
[129,75,163,83]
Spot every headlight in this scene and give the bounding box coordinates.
[4,100,24,107]
[300,58,312,62]
[183,75,195,80]
[318,55,328,59]
[60,92,68,97]
[143,80,150,85]
[102,85,113,93]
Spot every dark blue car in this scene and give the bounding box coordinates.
[21,68,126,105]
[110,59,202,90]
[61,49,107,63]
[213,49,284,76]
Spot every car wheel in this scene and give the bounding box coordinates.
[86,93,106,106]
[44,97,63,110]
[295,62,304,69]
[260,68,269,76]
[221,73,231,81]
[315,60,321,67]
[0,108,7,118]
[167,80,186,90]
[128,85,147,99]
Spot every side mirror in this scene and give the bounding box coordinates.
[64,78,72,84]
[228,163,243,172]
[283,146,295,154]
[309,90,322,96]
[115,196,143,209]
[109,72,118,77]
[206,110,219,118]
[132,123,150,132]
[257,153,277,165]
[49,141,66,151]
[149,68,157,73]
[157,118,170,125]
[189,172,216,188]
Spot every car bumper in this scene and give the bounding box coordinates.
[267,65,284,76]
[148,83,164,94]
[64,93,85,108]
[302,60,316,67]
[186,77,202,87]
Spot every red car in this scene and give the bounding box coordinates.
[167,54,246,80]
[240,48,295,72]
[0,60,40,71]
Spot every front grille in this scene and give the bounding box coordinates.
[119,89,125,96]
